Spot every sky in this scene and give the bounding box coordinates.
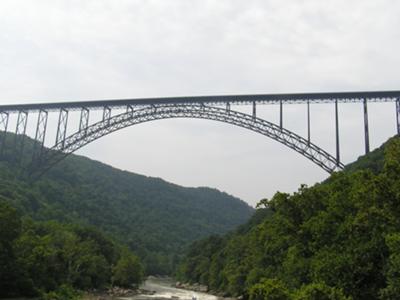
[0,0,399,206]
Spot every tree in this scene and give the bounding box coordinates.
[113,251,144,287]
[249,278,291,300]
[294,283,351,300]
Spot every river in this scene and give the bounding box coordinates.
[125,277,219,300]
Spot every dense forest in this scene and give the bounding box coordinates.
[0,133,253,276]
[0,132,253,298]
[0,201,143,298]
[177,136,400,299]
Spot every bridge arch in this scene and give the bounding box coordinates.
[33,103,344,176]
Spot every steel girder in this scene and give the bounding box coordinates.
[396,98,400,135]
[363,98,370,154]
[0,90,399,113]
[32,104,344,177]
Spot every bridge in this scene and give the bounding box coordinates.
[0,90,399,177]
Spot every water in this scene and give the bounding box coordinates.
[126,277,219,300]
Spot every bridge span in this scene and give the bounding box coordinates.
[0,90,399,177]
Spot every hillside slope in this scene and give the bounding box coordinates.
[0,133,254,274]
[178,136,400,299]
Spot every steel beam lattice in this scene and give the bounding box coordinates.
[33,104,345,177]
[0,112,9,154]
[33,110,48,160]
[0,90,397,177]
[14,110,28,160]
[79,107,90,134]
[103,106,111,124]
[55,109,69,150]
[126,105,134,115]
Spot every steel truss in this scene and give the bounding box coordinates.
[55,109,69,150]
[32,104,344,177]
[0,90,396,177]
[14,110,29,161]
[79,107,90,134]
[0,112,9,154]
[33,110,48,160]
[103,106,111,124]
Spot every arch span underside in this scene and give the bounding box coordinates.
[33,103,344,176]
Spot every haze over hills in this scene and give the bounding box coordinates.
[0,132,254,274]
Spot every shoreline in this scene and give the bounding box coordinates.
[83,276,236,300]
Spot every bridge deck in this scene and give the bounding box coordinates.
[0,90,399,113]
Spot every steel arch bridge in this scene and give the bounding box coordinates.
[0,90,399,177]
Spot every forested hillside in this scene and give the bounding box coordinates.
[0,133,253,275]
[0,201,144,298]
[178,136,400,299]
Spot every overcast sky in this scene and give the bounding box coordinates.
[1,0,399,206]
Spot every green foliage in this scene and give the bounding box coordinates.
[294,283,351,300]
[0,202,142,297]
[249,278,291,300]
[0,131,253,296]
[0,132,253,275]
[40,284,81,300]
[344,140,386,173]
[113,251,144,287]
[0,201,36,297]
[379,233,400,299]
[178,136,400,299]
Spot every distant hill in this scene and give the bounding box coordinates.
[0,132,254,274]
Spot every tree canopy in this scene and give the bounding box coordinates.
[0,132,253,275]
[178,137,400,300]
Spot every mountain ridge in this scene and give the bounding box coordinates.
[0,132,254,274]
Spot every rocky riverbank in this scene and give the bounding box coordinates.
[82,286,156,300]
[174,282,240,300]
[174,282,209,293]
[85,277,235,300]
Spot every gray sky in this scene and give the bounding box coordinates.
[1,0,399,206]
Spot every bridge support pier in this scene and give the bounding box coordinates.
[307,100,311,145]
[14,110,28,162]
[126,105,134,115]
[56,109,69,150]
[103,106,111,124]
[335,100,340,166]
[396,98,400,135]
[33,110,48,161]
[0,112,9,155]
[363,98,370,154]
[252,101,256,119]
[280,100,283,129]
[79,108,90,134]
